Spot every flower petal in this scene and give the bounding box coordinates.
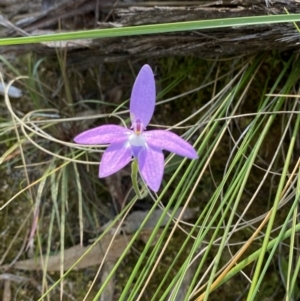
[99,141,132,177]
[138,146,164,192]
[130,65,156,128]
[74,125,130,144]
[144,130,198,159]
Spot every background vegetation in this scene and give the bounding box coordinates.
[0,4,300,301]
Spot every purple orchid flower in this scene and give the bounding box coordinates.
[74,64,198,192]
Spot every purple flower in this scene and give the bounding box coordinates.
[74,65,198,192]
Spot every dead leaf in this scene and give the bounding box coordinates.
[1,233,134,272]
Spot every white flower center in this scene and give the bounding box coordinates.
[129,133,146,147]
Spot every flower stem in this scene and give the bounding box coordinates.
[131,160,147,199]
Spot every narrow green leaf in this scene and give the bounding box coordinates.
[0,14,300,45]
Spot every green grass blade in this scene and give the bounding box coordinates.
[0,14,300,45]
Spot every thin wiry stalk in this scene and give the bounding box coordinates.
[247,57,300,301]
